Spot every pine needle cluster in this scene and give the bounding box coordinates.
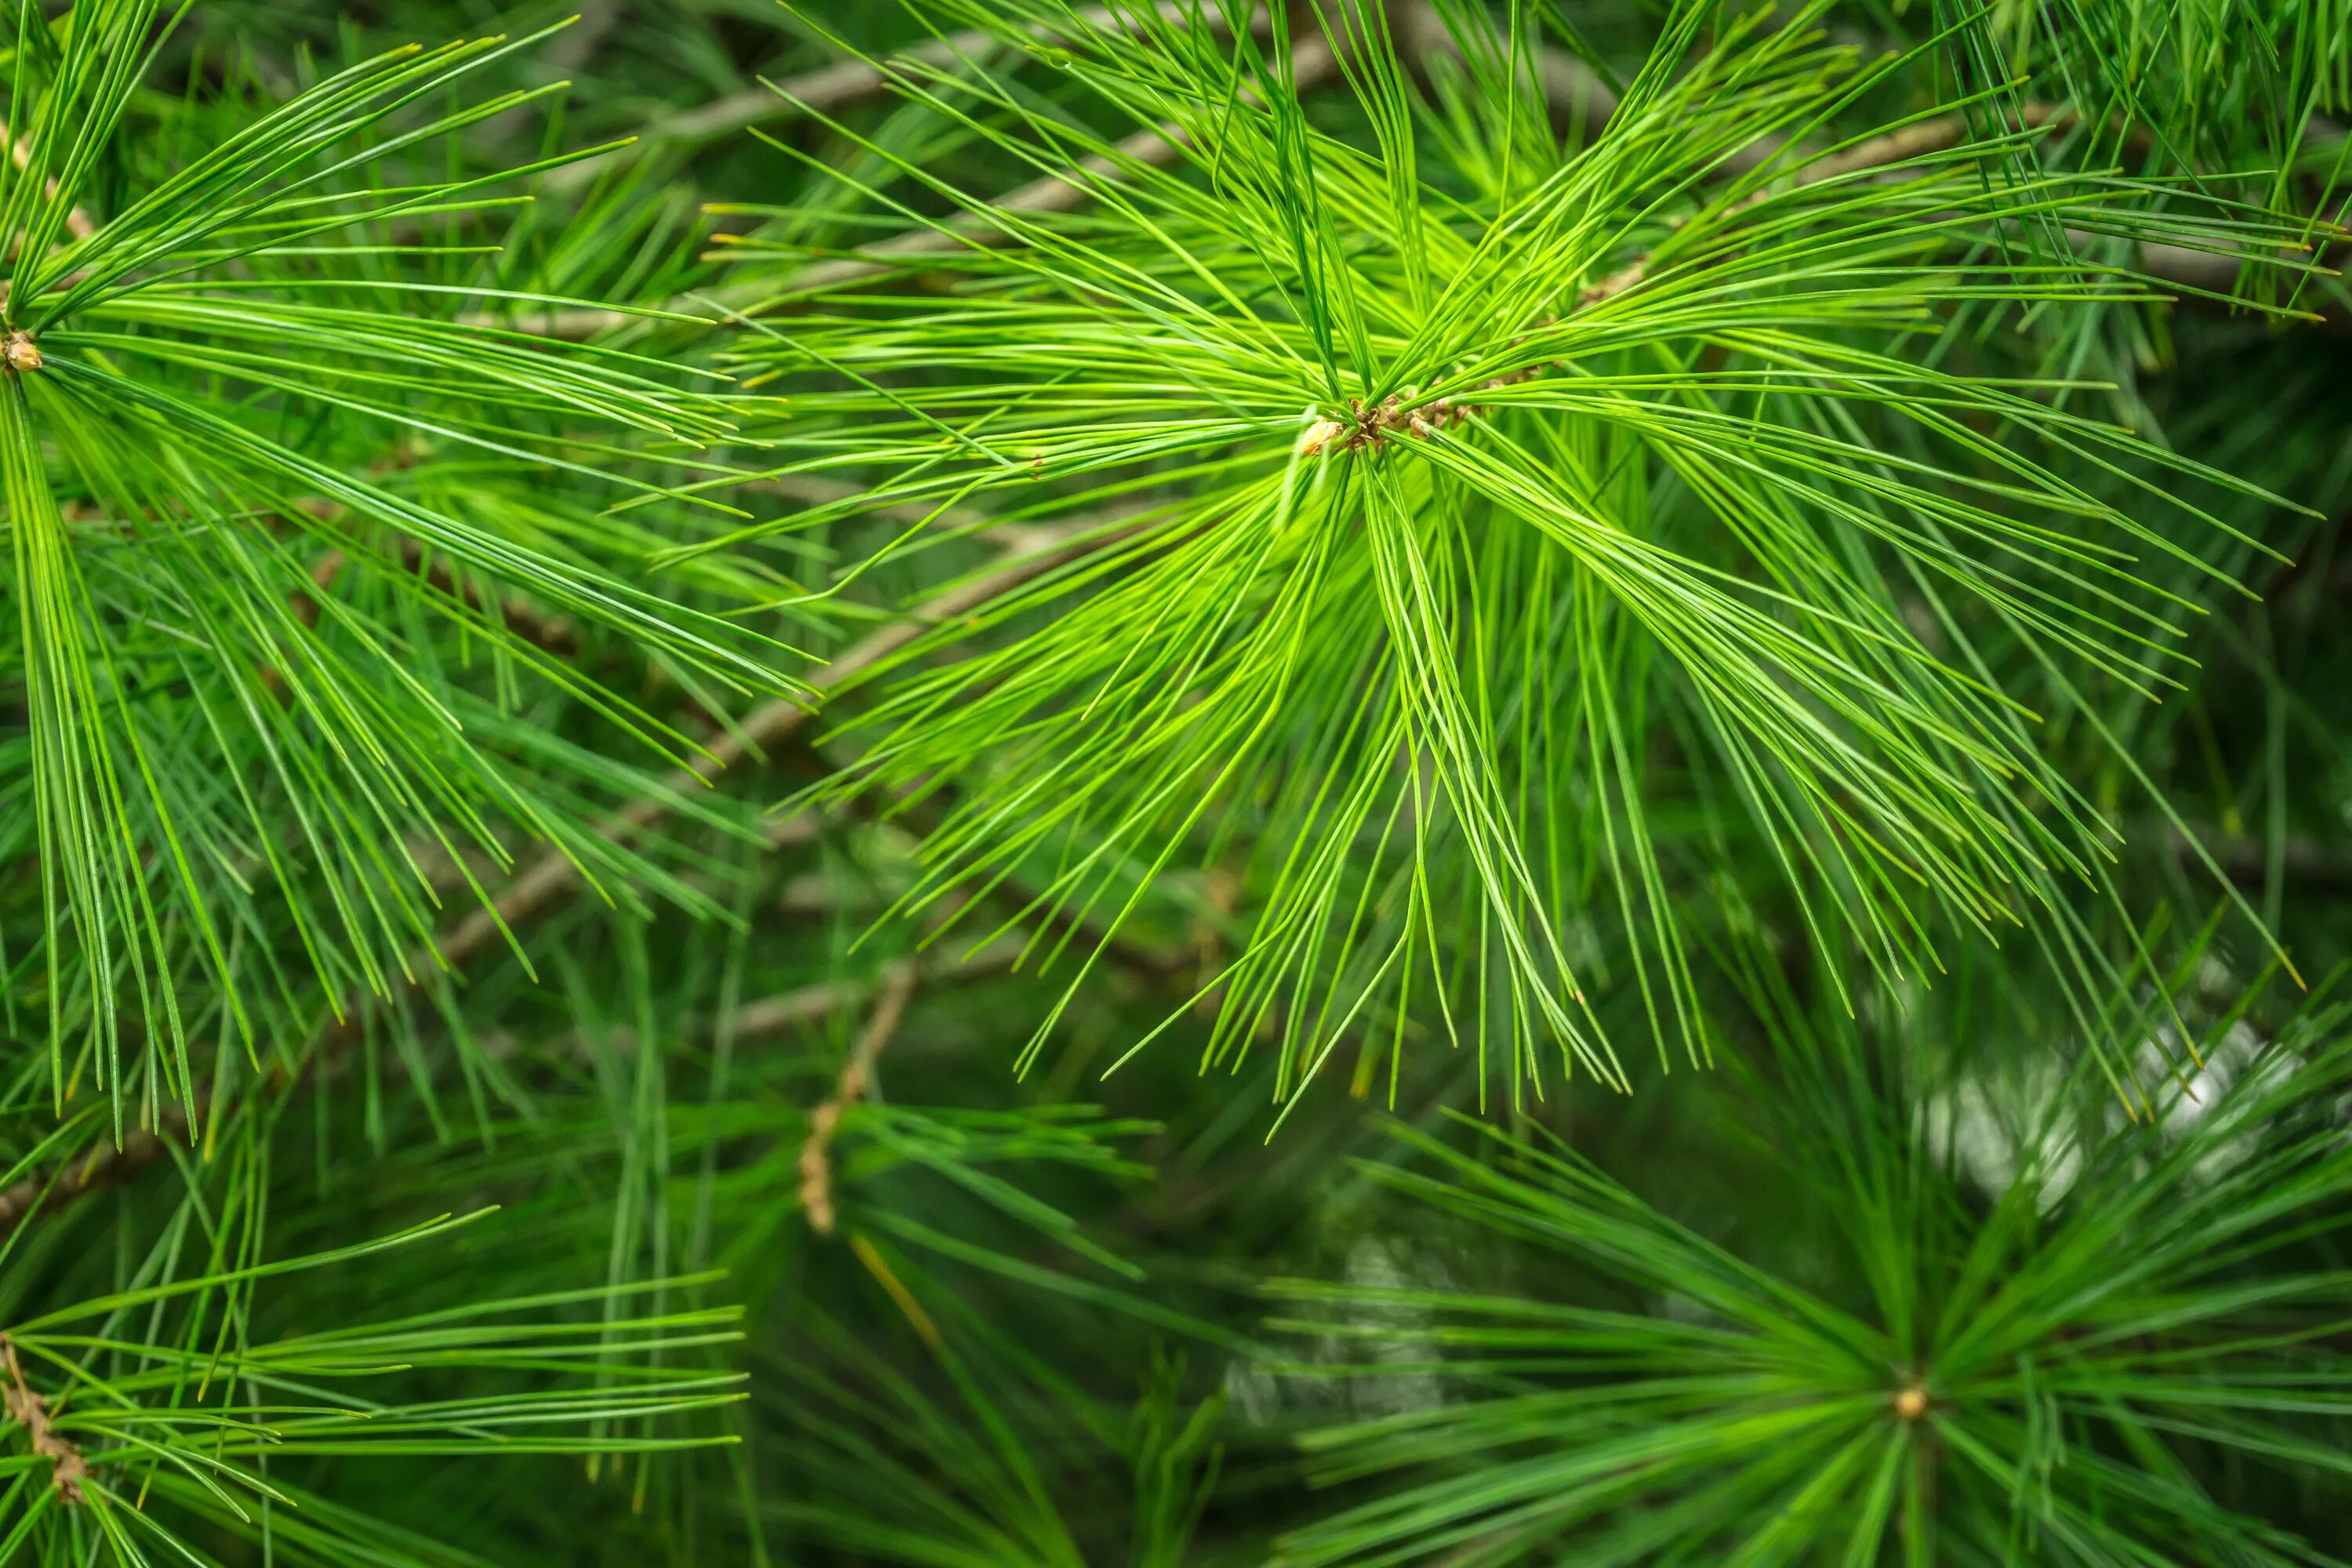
[3,1,2350,1564]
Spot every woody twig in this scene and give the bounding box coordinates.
[2,1335,89,1505]
[796,963,921,1236]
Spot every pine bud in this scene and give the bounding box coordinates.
[3,331,42,373]
[1297,417,1346,457]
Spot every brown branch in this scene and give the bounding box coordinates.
[535,9,1136,199]
[0,1122,175,1243]
[2,1334,89,1504]
[736,967,907,1050]
[433,516,1136,971]
[796,964,920,1235]
[488,26,1339,339]
[1787,106,2346,314]
[757,474,992,534]
[2168,824,2352,897]
[506,928,1036,1066]
[588,3,1275,172]
[293,477,578,656]
[442,7,2347,342]
[791,27,1335,295]
[782,117,1222,298]
[1411,5,2341,320]
[384,539,578,654]
[0,512,1138,1245]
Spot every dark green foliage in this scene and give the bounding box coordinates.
[1274,961,2352,1564]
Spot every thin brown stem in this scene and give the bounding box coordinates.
[2,1334,91,1504]
[0,511,1142,1244]
[481,27,1339,339]
[547,2,1276,191]
[0,1121,176,1243]
[434,515,1136,971]
[796,964,920,1235]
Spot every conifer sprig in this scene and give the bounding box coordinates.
[1271,969,2352,1566]
[0,1210,745,1565]
[0,2,803,1122]
[714,0,2328,1106]
[2,3,2347,1564]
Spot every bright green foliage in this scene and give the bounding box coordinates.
[0,1210,745,1564]
[1937,0,2351,241]
[1,2,2348,1566]
[727,0,2320,1106]
[0,1,793,1120]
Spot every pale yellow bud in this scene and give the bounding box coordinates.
[1296,418,1346,457]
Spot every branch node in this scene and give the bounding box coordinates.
[2,1336,89,1504]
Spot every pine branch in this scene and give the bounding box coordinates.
[0,1335,89,1504]
[729,0,2347,1101]
[797,962,920,1234]
[2169,822,2352,895]
[305,535,579,655]
[620,2,1275,162]
[501,23,1342,337]
[0,1123,172,1243]
[0,514,1136,1244]
[9,8,2350,1564]
[1275,982,2352,1566]
[436,516,1134,970]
